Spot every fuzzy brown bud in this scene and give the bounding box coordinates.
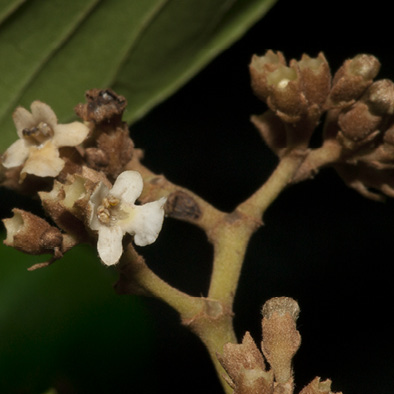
[261,297,301,385]
[299,377,343,394]
[265,63,308,123]
[337,102,381,150]
[3,209,63,255]
[364,79,394,115]
[329,54,380,107]
[250,50,286,102]
[296,52,331,117]
[217,332,273,394]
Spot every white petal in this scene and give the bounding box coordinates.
[97,225,124,266]
[2,139,30,168]
[110,171,143,204]
[30,101,58,130]
[21,140,64,178]
[88,182,110,231]
[13,107,36,138]
[122,197,166,246]
[52,121,90,147]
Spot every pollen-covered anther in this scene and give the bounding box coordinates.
[97,196,121,225]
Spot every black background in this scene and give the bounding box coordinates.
[130,0,394,393]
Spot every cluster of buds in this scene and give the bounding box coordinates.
[250,50,394,200]
[218,297,341,394]
[1,89,166,268]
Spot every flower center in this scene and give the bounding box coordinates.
[97,196,127,226]
[22,122,54,145]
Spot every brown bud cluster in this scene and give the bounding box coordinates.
[218,297,342,394]
[251,51,394,200]
[250,50,331,124]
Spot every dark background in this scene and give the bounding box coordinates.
[1,0,394,393]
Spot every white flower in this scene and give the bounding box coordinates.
[88,170,166,266]
[1,101,89,178]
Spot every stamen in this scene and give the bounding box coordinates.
[22,122,54,144]
[97,196,122,225]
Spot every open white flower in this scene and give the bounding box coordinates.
[1,101,89,178]
[88,170,166,266]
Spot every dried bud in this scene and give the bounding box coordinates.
[250,50,286,101]
[217,332,273,394]
[261,297,301,385]
[3,208,62,255]
[329,54,380,107]
[84,125,134,180]
[75,89,127,123]
[299,377,342,394]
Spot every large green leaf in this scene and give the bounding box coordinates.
[0,0,276,152]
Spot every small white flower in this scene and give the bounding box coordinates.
[1,101,89,178]
[88,170,166,266]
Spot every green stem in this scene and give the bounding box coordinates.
[208,152,305,305]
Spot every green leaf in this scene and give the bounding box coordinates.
[0,238,154,393]
[0,0,276,152]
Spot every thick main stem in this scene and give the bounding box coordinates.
[208,152,305,306]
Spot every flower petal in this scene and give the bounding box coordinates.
[52,121,90,147]
[30,101,58,130]
[121,197,166,246]
[21,141,64,178]
[13,107,36,138]
[97,224,124,265]
[88,182,110,231]
[110,170,143,204]
[1,139,30,168]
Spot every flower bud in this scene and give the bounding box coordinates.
[217,332,273,394]
[249,50,286,102]
[337,102,381,150]
[329,54,380,107]
[296,52,331,116]
[261,297,301,385]
[364,79,394,115]
[299,377,342,394]
[3,209,62,255]
[265,63,308,123]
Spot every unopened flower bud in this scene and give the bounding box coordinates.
[299,377,343,394]
[3,208,62,255]
[261,297,301,385]
[364,79,394,115]
[250,50,286,102]
[296,53,331,116]
[217,332,273,394]
[329,54,380,107]
[265,63,308,123]
[337,102,381,150]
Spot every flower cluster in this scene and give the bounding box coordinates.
[250,50,394,200]
[1,90,166,268]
